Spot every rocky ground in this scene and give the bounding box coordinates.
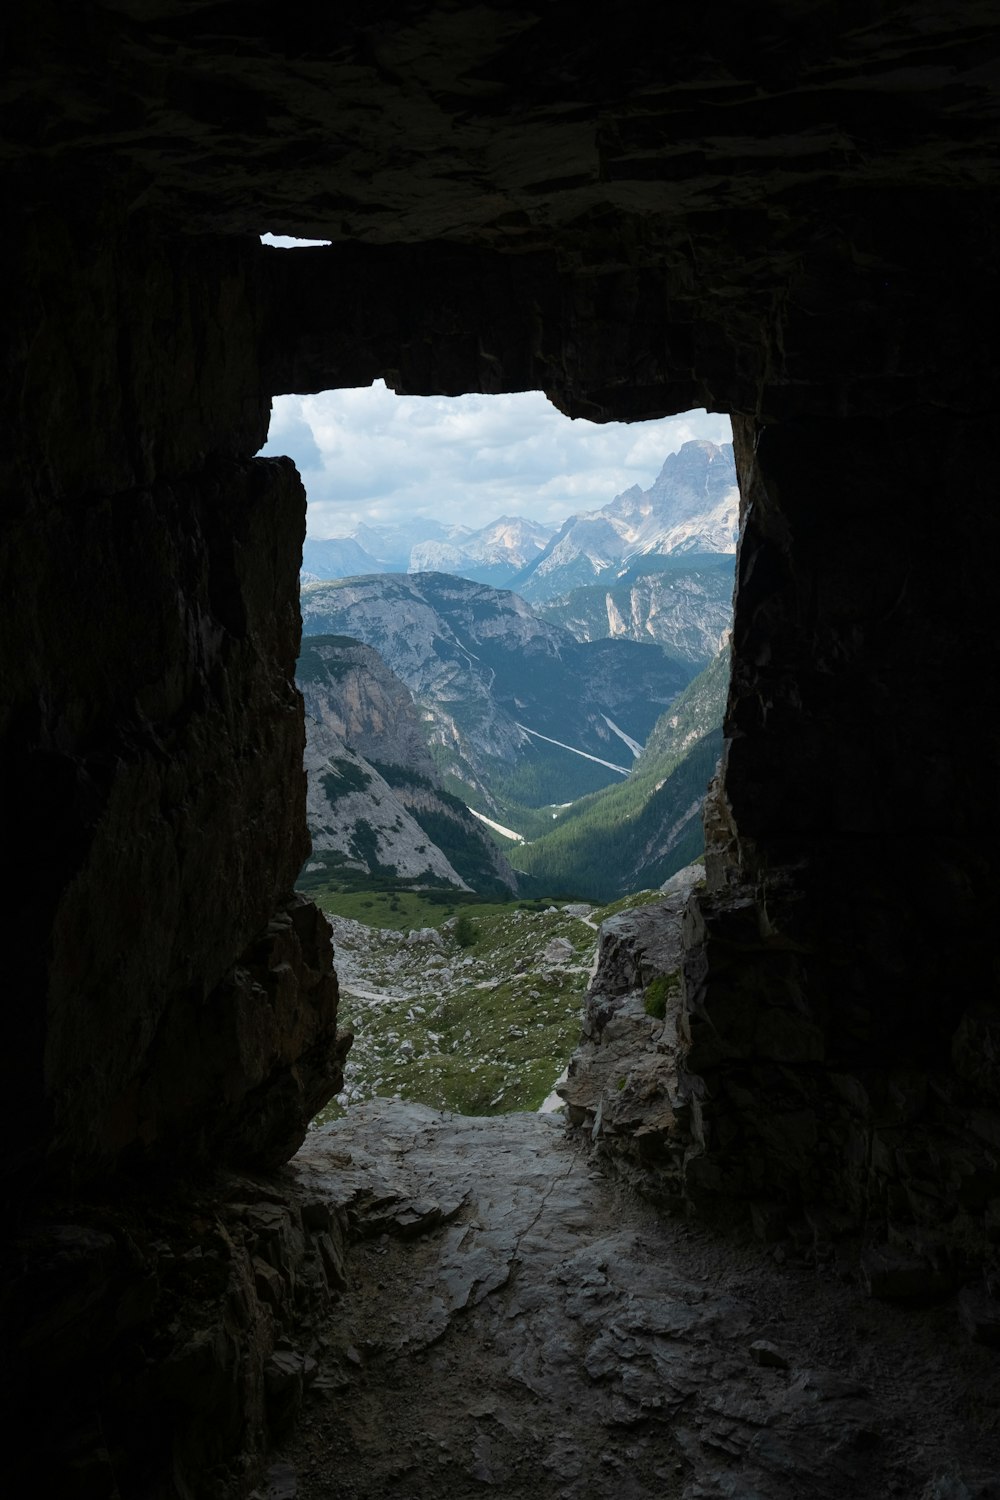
[315,901,608,1120]
[257,876,1000,1500]
[260,1099,1000,1500]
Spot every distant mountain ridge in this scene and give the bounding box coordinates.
[409,515,555,586]
[510,440,738,603]
[301,535,390,580]
[302,514,554,587]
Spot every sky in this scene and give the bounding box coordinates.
[258,236,731,540]
[260,384,732,539]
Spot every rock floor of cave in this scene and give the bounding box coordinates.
[274,1100,999,1500]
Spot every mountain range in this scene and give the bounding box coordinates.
[295,437,738,899]
[538,553,734,669]
[408,516,555,587]
[301,439,737,599]
[510,440,738,602]
[302,515,554,587]
[299,572,691,825]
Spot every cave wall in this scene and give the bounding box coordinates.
[2,3,1000,1489]
[2,209,345,1188]
[1,201,351,1495]
[685,404,1000,1267]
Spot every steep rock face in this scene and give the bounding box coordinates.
[176,893,349,1171]
[513,440,738,601]
[297,635,518,893]
[560,867,704,1204]
[539,560,734,669]
[678,411,1000,1271]
[298,636,438,776]
[2,451,345,1185]
[1,279,347,1481]
[304,739,473,889]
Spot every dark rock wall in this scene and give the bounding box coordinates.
[683,401,1000,1266]
[2,211,345,1188]
[6,1170,352,1498]
[2,204,349,1495]
[6,206,268,498]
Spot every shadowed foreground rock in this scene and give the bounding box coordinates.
[277,1100,1000,1500]
[560,866,703,1206]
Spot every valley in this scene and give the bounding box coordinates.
[300,573,690,828]
[295,433,737,943]
[516,646,730,900]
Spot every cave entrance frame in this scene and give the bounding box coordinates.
[266,374,739,1122]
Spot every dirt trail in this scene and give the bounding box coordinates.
[271,1101,1000,1500]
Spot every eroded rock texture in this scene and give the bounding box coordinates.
[561,871,700,1206]
[280,1100,1000,1500]
[3,1,1000,1494]
[682,410,1000,1272]
[6,1168,353,1498]
[2,450,345,1185]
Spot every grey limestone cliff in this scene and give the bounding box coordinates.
[298,635,517,894]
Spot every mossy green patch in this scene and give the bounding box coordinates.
[643,970,680,1018]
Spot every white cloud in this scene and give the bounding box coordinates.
[258,381,732,538]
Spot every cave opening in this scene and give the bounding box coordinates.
[256,374,737,1123]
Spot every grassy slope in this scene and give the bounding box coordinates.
[513,647,729,900]
[309,888,671,1123]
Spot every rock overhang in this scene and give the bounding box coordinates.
[6,4,998,243]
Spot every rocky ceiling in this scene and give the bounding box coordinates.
[5,2,999,422]
[7,1,998,240]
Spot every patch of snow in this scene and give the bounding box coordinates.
[466,806,525,842]
[514,723,630,775]
[600,714,643,758]
[538,1068,569,1114]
